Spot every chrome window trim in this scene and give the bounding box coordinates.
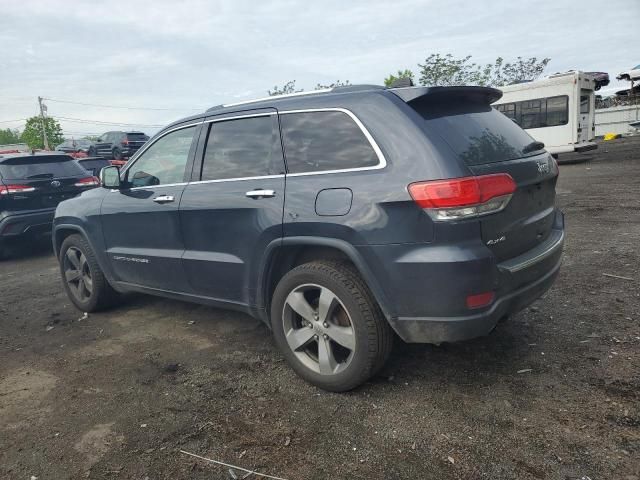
[277,107,387,177]
[189,174,285,185]
[121,120,203,178]
[203,112,276,124]
[121,107,386,189]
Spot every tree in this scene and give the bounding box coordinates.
[315,80,351,89]
[268,79,352,96]
[384,69,414,87]
[268,80,302,96]
[0,128,21,145]
[417,53,550,87]
[20,116,64,149]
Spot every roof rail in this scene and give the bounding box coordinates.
[206,84,386,112]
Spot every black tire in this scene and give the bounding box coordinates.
[88,147,96,157]
[0,241,6,261]
[59,234,119,312]
[270,261,393,392]
[112,147,122,160]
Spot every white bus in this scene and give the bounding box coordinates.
[493,71,597,156]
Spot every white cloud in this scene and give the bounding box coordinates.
[1,0,638,137]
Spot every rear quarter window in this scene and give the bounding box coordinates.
[280,111,379,174]
[413,100,542,166]
[0,156,86,180]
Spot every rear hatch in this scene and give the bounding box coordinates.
[408,89,558,262]
[124,132,148,153]
[0,154,98,213]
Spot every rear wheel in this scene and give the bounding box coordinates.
[270,261,393,392]
[112,147,122,160]
[59,234,118,312]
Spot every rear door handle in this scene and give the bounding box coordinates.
[153,195,175,204]
[246,189,276,199]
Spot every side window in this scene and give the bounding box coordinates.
[127,126,196,188]
[280,111,379,174]
[201,115,282,181]
[546,96,568,126]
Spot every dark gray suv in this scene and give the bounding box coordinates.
[53,85,564,391]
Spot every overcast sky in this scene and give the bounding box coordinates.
[1,0,638,138]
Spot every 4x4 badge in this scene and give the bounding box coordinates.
[537,160,550,174]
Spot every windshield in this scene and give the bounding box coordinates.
[0,155,86,180]
[412,99,543,166]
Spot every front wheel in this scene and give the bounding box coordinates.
[270,261,393,392]
[112,147,123,160]
[88,146,96,157]
[59,234,119,312]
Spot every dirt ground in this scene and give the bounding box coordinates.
[1,137,639,480]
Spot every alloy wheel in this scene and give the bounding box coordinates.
[282,284,356,375]
[63,246,93,303]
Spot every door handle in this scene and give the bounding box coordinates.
[153,195,175,204]
[246,189,276,199]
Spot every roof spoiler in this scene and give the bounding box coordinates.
[389,86,503,105]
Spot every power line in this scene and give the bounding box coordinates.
[52,115,164,128]
[43,97,204,112]
[0,118,27,124]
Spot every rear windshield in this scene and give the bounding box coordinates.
[0,155,86,180]
[126,133,148,141]
[412,100,543,165]
[77,159,110,175]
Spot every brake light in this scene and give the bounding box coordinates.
[0,184,36,195]
[408,173,516,221]
[466,291,495,309]
[75,176,100,187]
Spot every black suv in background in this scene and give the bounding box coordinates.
[53,85,564,391]
[91,131,149,160]
[0,152,99,259]
[56,138,94,154]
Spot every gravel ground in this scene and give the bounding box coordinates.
[1,137,638,480]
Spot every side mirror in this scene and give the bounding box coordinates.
[100,166,121,189]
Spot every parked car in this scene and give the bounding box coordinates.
[74,157,112,176]
[56,138,94,154]
[0,152,99,259]
[616,64,640,82]
[53,85,564,391]
[91,131,148,160]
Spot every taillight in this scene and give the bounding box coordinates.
[0,184,36,195]
[75,176,100,187]
[408,173,516,221]
[122,139,129,145]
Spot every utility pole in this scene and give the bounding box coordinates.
[37,96,50,150]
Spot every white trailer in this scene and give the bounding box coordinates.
[494,71,597,155]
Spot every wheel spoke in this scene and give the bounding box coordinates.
[66,249,80,269]
[318,336,338,374]
[285,327,315,351]
[285,291,316,322]
[83,273,93,293]
[326,325,355,350]
[317,287,338,323]
[65,269,81,283]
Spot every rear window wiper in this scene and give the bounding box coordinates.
[26,173,55,179]
[522,141,545,154]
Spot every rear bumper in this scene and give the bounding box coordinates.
[363,211,565,344]
[547,142,597,155]
[391,252,562,343]
[0,209,55,238]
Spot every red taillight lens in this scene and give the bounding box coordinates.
[466,291,495,309]
[74,176,100,187]
[0,184,36,195]
[408,174,516,221]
